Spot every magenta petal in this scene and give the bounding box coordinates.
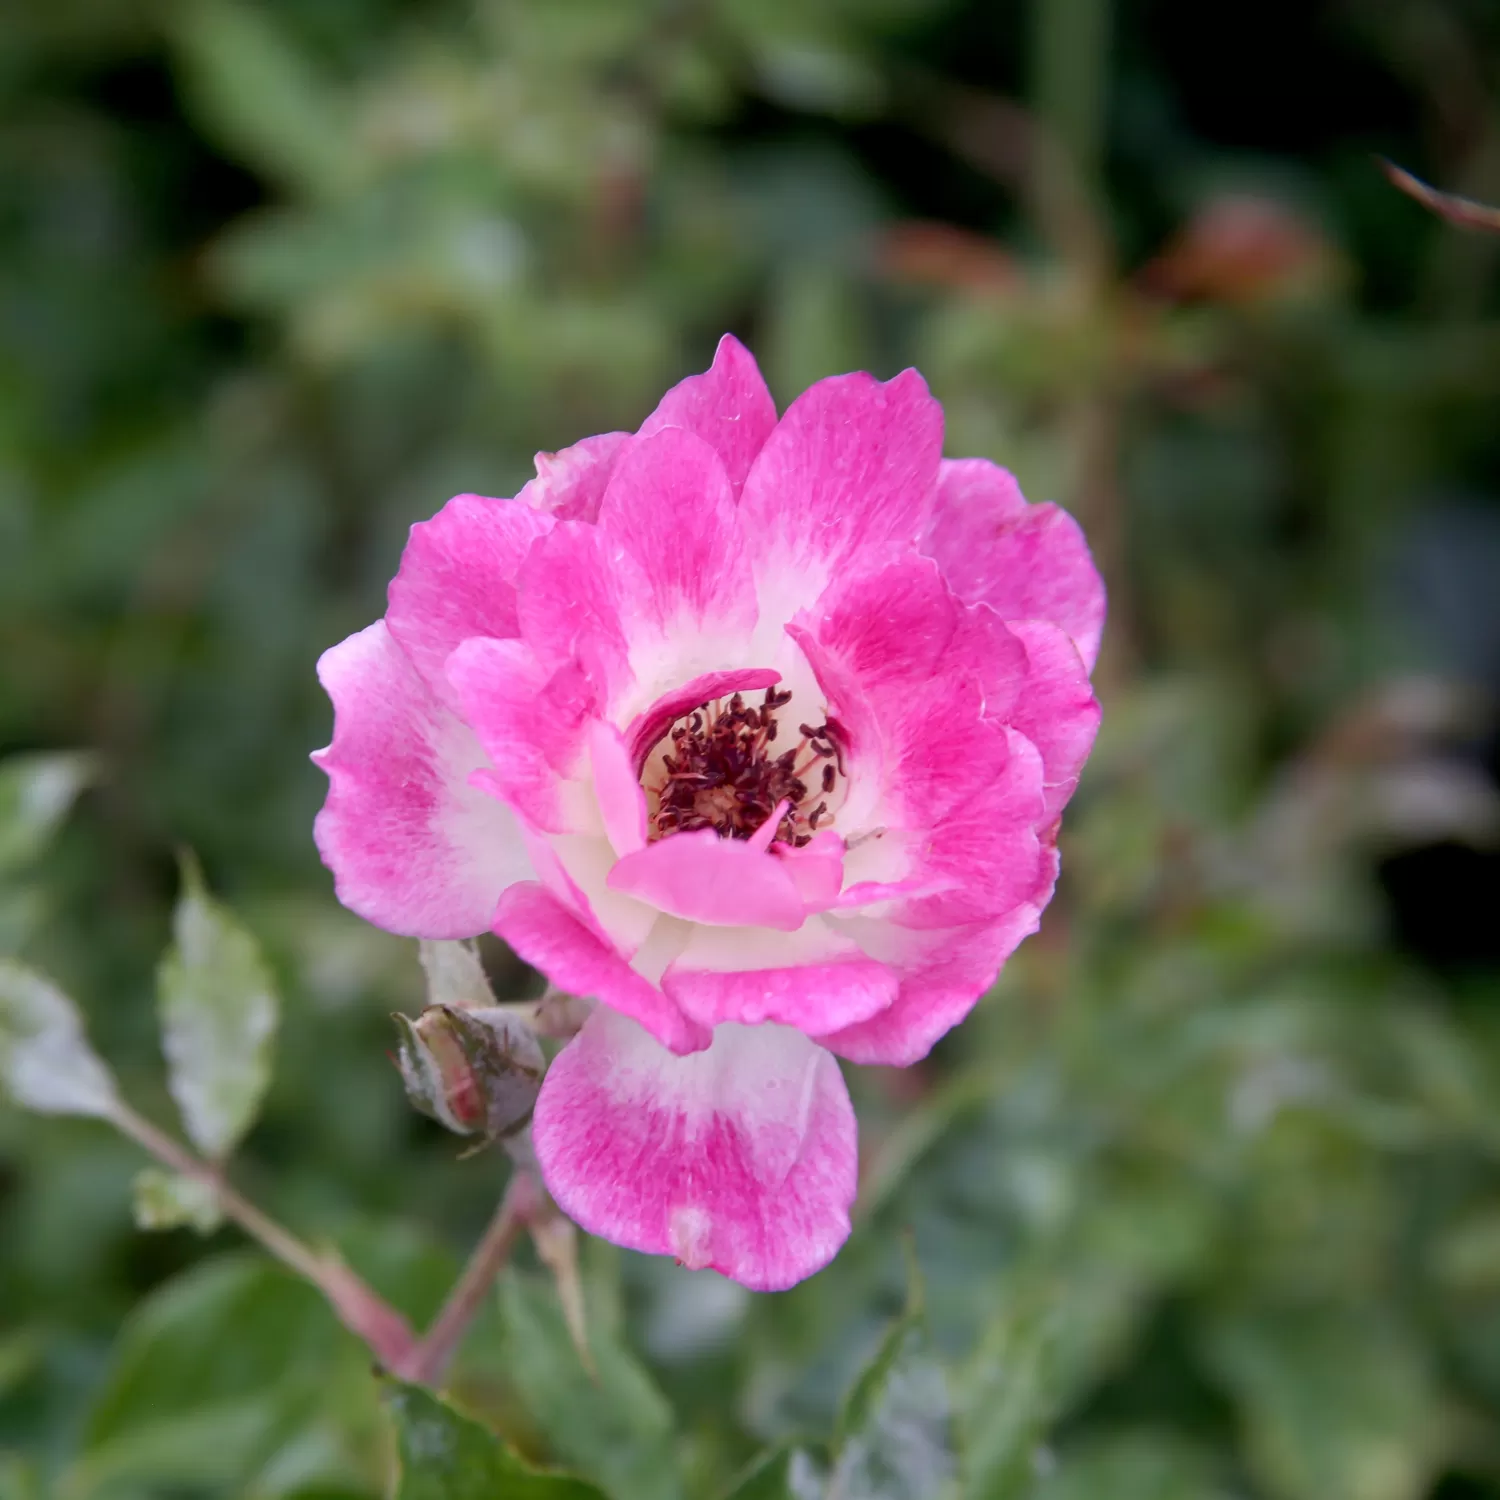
[791,555,1051,928]
[924,458,1106,672]
[386,495,553,702]
[1002,618,1102,818]
[517,431,631,523]
[312,622,530,938]
[589,722,648,857]
[515,520,637,704]
[596,426,757,641]
[662,952,897,1033]
[637,333,777,493]
[741,366,943,609]
[533,1006,857,1291]
[822,889,1055,1066]
[625,668,781,766]
[608,831,806,931]
[494,883,709,1055]
[447,637,594,833]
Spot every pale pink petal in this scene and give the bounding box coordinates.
[447,637,594,834]
[924,458,1105,671]
[521,827,660,961]
[493,883,709,1055]
[517,432,631,523]
[312,622,529,938]
[625,668,781,765]
[637,333,777,493]
[533,1006,857,1291]
[595,426,757,645]
[385,495,552,703]
[589,722,648,857]
[607,830,806,932]
[741,367,943,622]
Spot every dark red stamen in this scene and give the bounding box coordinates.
[644,692,841,846]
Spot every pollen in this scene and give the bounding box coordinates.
[644,688,845,847]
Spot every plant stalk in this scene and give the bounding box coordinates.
[403,1170,538,1385]
[110,1101,418,1371]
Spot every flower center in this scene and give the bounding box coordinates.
[643,688,844,847]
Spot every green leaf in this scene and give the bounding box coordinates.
[166,0,353,197]
[720,1446,828,1500]
[0,959,119,1118]
[1200,1308,1443,1500]
[497,1270,681,1500]
[73,1255,382,1499]
[157,853,279,1160]
[0,1454,44,1500]
[0,751,97,876]
[956,1280,1068,1500]
[1033,1431,1224,1500]
[829,1287,955,1500]
[131,1167,224,1235]
[389,1384,608,1499]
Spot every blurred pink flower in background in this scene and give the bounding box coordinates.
[313,336,1103,1290]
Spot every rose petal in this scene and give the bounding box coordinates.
[533,1005,857,1290]
[589,722,648,857]
[608,830,806,932]
[386,494,553,704]
[820,852,1058,1066]
[447,637,595,834]
[312,621,530,938]
[624,668,781,767]
[662,919,898,1032]
[742,367,943,629]
[638,333,778,494]
[493,882,708,1055]
[518,431,631,523]
[596,426,758,662]
[923,458,1105,671]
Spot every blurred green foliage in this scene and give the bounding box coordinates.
[5,0,1500,1495]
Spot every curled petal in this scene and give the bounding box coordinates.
[534,1006,857,1291]
[608,830,806,932]
[923,458,1105,672]
[312,622,529,938]
[517,431,631,523]
[625,668,781,767]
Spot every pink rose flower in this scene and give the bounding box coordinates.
[313,337,1103,1290]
